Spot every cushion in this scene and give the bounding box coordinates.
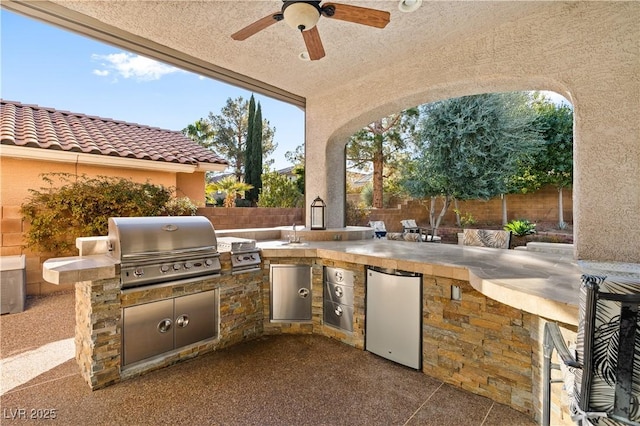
[401,219,418,229]
[571,274,640,424]
[462,229,510,249]
[368,221,386,232]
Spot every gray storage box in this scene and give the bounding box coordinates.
[1,255,26,314]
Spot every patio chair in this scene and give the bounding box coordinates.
[542,274,640,426]
[400,219,441,243]
[369,221,387,239]
[462,229,511,249]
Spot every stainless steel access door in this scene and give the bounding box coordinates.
[123,298,175,366]
[270,265,312,321]
[174,290,217,348]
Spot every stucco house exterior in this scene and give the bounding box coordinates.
[0,99,228,295]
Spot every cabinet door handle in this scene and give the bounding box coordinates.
[334,305,343,317]
[334,286,343,298]
[157,318,172,333]
[298,288,310,298]
[176,314,190,328]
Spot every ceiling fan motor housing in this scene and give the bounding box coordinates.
[282,1,322,31]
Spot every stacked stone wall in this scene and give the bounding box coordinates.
[75,255,263,390]
[422,276,535,414]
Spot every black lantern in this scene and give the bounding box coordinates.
[310,196,326,230]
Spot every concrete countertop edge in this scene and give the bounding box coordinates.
[43,241,580,324]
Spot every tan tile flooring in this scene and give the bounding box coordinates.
[0,292,537,425]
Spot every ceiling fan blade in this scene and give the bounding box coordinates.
[302,27,325,60]
[231,12,281,41]
[322,3,390,28]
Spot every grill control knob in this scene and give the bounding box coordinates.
[160,264,170,273]
[173,263,182,271]
[204,259,214,267]
[133,268,144,277]
[184,262,193,269]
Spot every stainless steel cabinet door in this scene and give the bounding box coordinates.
[174,290,217,348]
[123,298,174,366]
[270,265,312,321]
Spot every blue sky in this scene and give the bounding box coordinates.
[1,10,305,171]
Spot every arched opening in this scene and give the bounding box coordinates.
[341,90,573,244]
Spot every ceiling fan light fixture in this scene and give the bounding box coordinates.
[283,1,321,31]
[398,0,422,13]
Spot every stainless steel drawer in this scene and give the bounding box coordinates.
[324,281,354,306]
[324,266,355,287]
[323,300,354,332]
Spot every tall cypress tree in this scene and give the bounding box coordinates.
[249,102,263,203]
[245,95,257,203]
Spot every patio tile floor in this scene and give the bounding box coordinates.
[0,292,536,425]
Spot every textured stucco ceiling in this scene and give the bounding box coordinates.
[4,0,545,106]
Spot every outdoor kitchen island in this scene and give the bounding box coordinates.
[43,234,586,424]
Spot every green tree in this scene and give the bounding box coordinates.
[181,118,215,149]
[285,144,305,194]
[246,96,263,204]
[400,93,543,233]
[526,96,573,227]
[285,144,305,166]
[346,109,419,208]
[207,96,276,181]
[206,176,253,208]
[257,170,303,208]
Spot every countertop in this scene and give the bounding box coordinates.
[259,239,582,326]
[43,238,585,326]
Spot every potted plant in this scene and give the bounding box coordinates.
[504,219,536,248]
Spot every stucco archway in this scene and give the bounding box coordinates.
[304,2,638,263]
[314,79,572,232]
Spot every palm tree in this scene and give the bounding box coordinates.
[182,119,215,149]
[206,176,253,207]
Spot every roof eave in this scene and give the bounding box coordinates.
[0,145,225,174]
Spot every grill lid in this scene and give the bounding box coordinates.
[108,216,218,260]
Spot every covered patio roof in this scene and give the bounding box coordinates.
[3,0,638,263]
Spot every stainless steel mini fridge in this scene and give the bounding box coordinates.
[365,267,422,369]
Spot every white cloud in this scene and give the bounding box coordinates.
[91,52,182,81]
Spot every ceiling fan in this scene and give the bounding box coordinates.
[231,1,391,61]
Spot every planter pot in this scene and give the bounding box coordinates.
[510,235,532,249]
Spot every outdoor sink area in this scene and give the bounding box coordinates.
[279,241,309,246]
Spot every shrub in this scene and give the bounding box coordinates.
[21,173,193,255]
[257,170,303,208]
[160,197,198,216]
[504,219,537,237]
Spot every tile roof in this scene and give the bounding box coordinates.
[0,100,228,167]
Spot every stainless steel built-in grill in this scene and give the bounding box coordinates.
[107,216,222,289]
[216,237,261,274]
